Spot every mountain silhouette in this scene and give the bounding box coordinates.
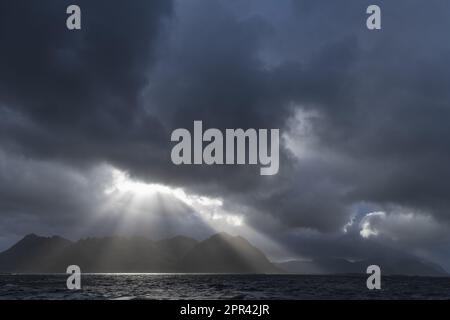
[0,233,279,274]
[277,257,448,277]
[2,233,445,276]
[0,234,72,273]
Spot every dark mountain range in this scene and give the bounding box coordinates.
[0,234,72,273]
[1,233,446,276]
[277,257,448,277]
[0,233,279,274]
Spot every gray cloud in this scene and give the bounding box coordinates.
[1,0,450,269]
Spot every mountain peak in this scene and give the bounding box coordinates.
[22,233,40,240]
[208,232,234,240]
[207,232,246,242]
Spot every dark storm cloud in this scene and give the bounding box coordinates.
[141,0,450,233]
[0,0,171,163]
[1,0,450,267]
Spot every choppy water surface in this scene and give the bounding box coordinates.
[1,274,449,300]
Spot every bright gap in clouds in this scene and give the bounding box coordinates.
[102,167,244,228]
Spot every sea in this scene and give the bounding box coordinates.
[1,274,449,300]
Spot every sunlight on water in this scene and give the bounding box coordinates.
[1,274,450,300]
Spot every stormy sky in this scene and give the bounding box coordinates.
[1,0,450,269]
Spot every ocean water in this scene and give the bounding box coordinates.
[0,274,449,300]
